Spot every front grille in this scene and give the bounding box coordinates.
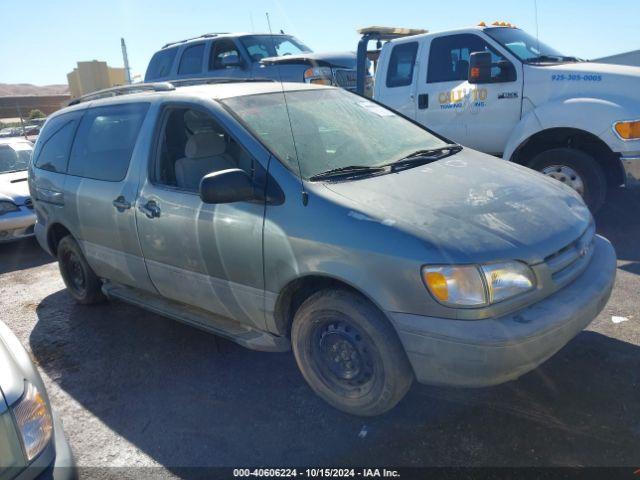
[544,222,596,285]
[333,68,357,90]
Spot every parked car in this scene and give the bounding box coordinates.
[0,128,23,139]
[29,81,616,416]
[0,320,75,479]
[0,138,35,242]
[144,32,362,91]
[358,24,640,212]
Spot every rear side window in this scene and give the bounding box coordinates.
[178,44,205,75]
[34,113,79,173]
[67,103,149,182]
[145,48,178,81]
[386,42,418,88]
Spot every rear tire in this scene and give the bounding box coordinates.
[291,289,413,416]
[528,147,606,213]
[57,235,105,305]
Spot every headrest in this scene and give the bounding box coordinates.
[185,133,226,159]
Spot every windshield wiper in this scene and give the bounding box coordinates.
[309,164,386,181]
[384,145,462,172]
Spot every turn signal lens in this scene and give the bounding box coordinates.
[13,382,53,461]
[614,120,640,140]
[421,265,487,307]
[424,271,449,301]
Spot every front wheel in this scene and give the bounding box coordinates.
[529,148,606,213]
[57,235,105,304]
[291,289,413,416]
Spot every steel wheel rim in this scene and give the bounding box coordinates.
[64,251,86,294]
[310,318,376,397]
[541,164,585,195]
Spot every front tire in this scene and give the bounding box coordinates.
[529,147,606,213]
[291,289,413,416]
[57,235,105,304]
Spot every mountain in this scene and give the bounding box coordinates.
[0,83,70,97]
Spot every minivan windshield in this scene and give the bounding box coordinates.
[0,143,32,173]
[239,35,312,60]
[222,88,449,180]
[484,27,578,63]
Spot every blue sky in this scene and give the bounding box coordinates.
[3,0,637,85]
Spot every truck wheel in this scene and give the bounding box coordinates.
[57,235,105,305]
[529,148,606,213]
[291,289,413,416]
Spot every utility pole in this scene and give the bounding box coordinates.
[121,38,132,84]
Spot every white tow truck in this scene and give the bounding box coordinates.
[355,23,640,211]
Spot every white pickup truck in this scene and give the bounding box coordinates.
[356,24,640,211]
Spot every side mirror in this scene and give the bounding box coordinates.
[199,168,255,204]
[468,51,492,84]
[221,55,244,68]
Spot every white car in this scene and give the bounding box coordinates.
[0,138,35,243]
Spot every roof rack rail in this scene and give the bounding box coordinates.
[168,77,276,87]
[162,32,230,49]
[68,82,175,106]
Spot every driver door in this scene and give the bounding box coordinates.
[207,38,252,79]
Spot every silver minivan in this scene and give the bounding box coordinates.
[29,81,616,416]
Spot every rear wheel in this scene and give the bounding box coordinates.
[529,147,606,213]
[291,289,413,416]
[57,235,105,304]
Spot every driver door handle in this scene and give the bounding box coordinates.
[139,200,161,219]
[112,196,131,211]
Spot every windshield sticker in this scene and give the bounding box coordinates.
[358,102,396,117]
[551,74,602,82]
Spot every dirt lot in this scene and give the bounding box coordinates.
[0,189,639,474]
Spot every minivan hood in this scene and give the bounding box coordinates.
[260,51,357,69]
[0,170,30,205]
[322,150,591,264]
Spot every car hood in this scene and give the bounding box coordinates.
[0,321,28,408]
[322,150,592,265]
[260,51,357,69]
[0,170,30,205]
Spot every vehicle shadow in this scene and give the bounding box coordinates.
[31,291,640,468]
[0,237,53,275]
[595,188,640,264]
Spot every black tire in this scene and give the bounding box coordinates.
[57,235,105,304]
[291,289,413,416]
[528,148,606,213]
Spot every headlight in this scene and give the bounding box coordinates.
[0,201,19,216]
[422,261,536,307]
[613,120,640,140]
[303,66,333,85]
[12,382,53,461]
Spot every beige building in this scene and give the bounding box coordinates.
[67,61,127,98]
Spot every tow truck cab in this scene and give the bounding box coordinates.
[358,24,640,212]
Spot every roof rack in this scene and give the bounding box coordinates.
[68,82,175,106]
[162,33,230,49]
[67,78,277,106]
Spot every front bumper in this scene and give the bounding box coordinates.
[0,207,35,243]
[389,235,616,387]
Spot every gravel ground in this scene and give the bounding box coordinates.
[0,188,639,475]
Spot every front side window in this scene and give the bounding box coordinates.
[178,43,205,75]
[33,114,79,173]
[222,89,447,180]
[67,103,149,182]
[427,34,514,83]
[386,42,418,88]
[145,48,178,80]
[239,35,312,61]
[209,39,242,70]
[154,107,254,192]
[0,143,32,173]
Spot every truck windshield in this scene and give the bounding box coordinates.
[239,35,312,61]
[485,28,577,64]
[222,88,448,180]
